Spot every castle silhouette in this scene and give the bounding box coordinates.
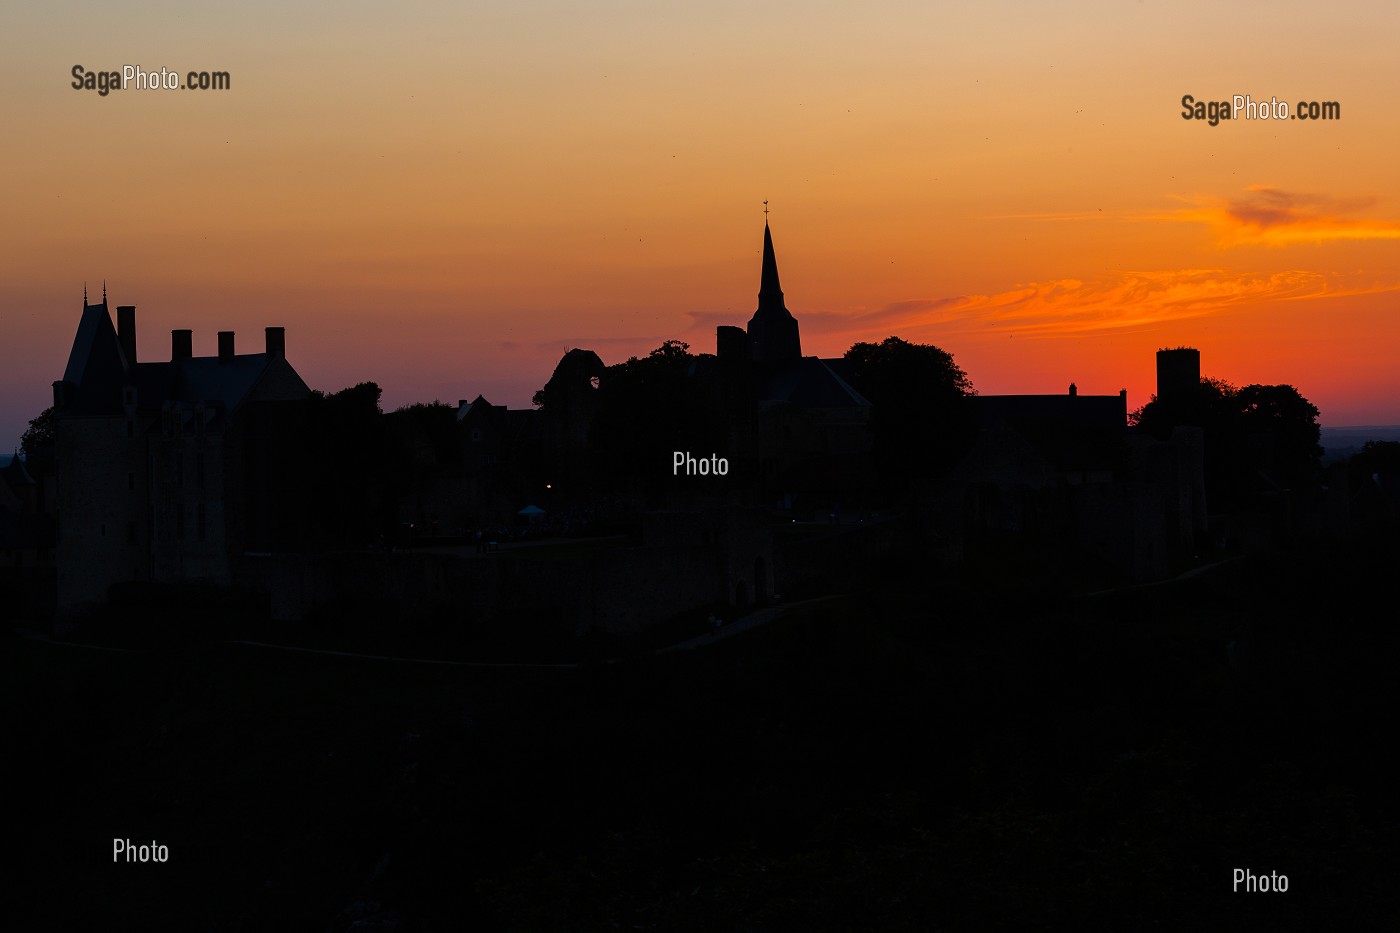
[50,288,308,614]
[45,222,1225,622]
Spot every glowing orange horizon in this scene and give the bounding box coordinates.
[4,1,1399,446]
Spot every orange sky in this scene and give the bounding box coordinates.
[3,0,1399,448]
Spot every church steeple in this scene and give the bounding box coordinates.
[759,222,783,307]
[747,211,801,364]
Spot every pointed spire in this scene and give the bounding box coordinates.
[84,283,88,306]
[103,280,107,304]
[747,210,801,363]
[759,220,783,306]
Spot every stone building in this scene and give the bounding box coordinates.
[709,220,874,513]
[51,291,310,615]
[949,374,1207,582]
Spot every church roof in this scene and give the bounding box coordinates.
[760,357,872,410]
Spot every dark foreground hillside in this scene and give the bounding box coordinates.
[9,534,1400,930]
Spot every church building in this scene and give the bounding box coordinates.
[711,218,874,513]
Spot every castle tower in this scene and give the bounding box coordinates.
[1156,348,1201,401]
[746,221,801,364]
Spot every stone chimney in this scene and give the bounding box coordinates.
[265,326,285,360]
[172,330,193,361]
[116,305,137,364]
[1068,383,1077,397]
[218,331,235,363]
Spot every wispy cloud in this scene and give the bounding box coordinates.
[803,269,1400,340]
[681,310,744,333]
[1163,186,1400,246]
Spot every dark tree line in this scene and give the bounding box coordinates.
[587,340,724,496]
[296,382,396,547]
[1133,378,1323,511]
[841,336,977,494]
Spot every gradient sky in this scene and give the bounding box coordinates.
[3,0,1399,449]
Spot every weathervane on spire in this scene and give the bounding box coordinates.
[103,280,107,303]
[84,283,88,305]
[763,199,769,221]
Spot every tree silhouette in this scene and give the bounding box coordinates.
[1134,377,1321,510]
[841,337,976,492]
[386,401,462,474]
[843,337,974,403]
[20,406,56,460]
[1356,439,1400,472]
[1234,383,1322,486]
[299,382,395,546]
[589,341,722,495]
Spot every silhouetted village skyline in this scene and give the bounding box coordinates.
[10,222,1400,930]
[7,220,1397,635]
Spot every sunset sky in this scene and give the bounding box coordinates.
[3,0,1399,449]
